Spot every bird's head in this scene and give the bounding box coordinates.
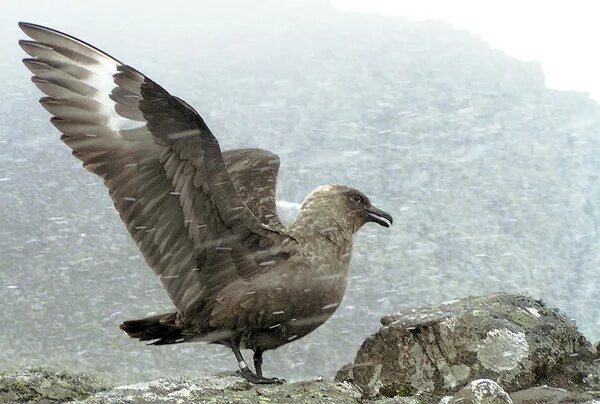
[296,184,393,234]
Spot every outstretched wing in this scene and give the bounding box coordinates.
[222,148,283,229]
[19,22,295,315]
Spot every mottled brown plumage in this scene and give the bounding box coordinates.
[19,22,393,384]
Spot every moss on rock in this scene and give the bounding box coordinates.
[0,368,108,403]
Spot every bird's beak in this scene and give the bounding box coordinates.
[364,206,393,228]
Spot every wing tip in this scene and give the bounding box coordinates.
[39,96,59,106]
[18,21,125,67]
[18,39,51,58]
[19,21,60,36]
[17,39,33,49]
[22,58,45,73]
[18,21,33,31]
[18,21,46,38]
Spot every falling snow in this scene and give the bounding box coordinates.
[0,0,599,386]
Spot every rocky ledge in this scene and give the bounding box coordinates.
[3,293,600,403]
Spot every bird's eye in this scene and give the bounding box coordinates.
[350,194,362,204]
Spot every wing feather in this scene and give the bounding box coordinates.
[20,22,295,316]
[222,148,283,228]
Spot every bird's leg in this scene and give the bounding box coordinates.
[230,344,285,384]
[253,349,264,377]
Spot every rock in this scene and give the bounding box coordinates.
[79,373,363,403]
[0,368,107,403]
[368,397,425,404]
[336,293,597,398]
[441,379,512,403]
[509,386,600,404]
[0,369,363,403]
[5,294,600,403]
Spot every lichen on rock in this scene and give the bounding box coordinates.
[476,329,529,373]
[4,293,600,403]
[80,374,363,403]
[336,293,597,398]
[0,368,108,403]
[440,379,512,404]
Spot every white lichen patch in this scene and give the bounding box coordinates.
[444,379,512,403]
[366,363,384,395]
[334,380,363,400]
[104,376,242,402]
[476,329,529,372]
[109,379,201,403]
[441,363,471,389]
[440,316,459,331]
[465,379,512,402]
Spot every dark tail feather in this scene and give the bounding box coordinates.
[120,312,184,345]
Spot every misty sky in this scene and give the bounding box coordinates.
[336,0,600,102]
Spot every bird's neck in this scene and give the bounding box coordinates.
[289,204,354,244]
[288,203,354,291]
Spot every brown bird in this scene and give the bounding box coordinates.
[19,22,393,384]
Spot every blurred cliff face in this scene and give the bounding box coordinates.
[1,0,599,385]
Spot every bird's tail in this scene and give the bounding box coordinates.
[120,312,184,345]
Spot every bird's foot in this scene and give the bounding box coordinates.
[239,368,285,384]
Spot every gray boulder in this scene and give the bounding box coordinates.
[440,379,512,403]
[336,293,597,398]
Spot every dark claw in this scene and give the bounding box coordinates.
[239,367,286,384]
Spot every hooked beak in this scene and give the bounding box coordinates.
[364,205,393,228]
